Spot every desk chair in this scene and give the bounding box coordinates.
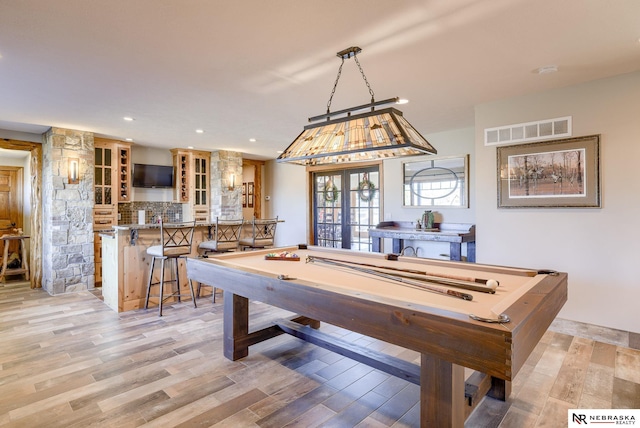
[239,217,278,251]
[196,217,243,302]
[144,221,197,316]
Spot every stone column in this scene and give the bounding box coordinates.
[42,127,94,294]
[210,150,242,220]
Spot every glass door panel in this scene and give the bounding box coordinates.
[314,173,342,248]
[94,146,113,206]
[313,166,380,251]
[348,170,380,251]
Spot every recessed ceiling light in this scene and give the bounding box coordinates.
[123,116,134,121]
[125,138,133,142]
[195,129,204,134]
[276,150,283,154]
[537,65,558,74]
[249,138,257,142]
[187,146,194,149]
[396,99,409,104]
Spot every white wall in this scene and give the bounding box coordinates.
[265,160,308,247]
[475,71,640,333]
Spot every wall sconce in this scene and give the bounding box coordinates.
[228,173,235,191]
[68,158,80,184]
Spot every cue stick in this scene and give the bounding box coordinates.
[349,266,495,294]
[307,255,498,292]
[306,256,473,301]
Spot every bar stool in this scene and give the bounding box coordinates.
[144,221,197,316]
[0,234,30,283]
[239,217,278,251]
[197,217,243,303]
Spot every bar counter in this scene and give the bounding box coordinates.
[100,223,214,312]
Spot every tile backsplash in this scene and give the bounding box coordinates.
[118,202,183,224]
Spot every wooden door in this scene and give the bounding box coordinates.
[0,167,24,256]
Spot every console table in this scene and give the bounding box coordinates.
[369,222,476,262]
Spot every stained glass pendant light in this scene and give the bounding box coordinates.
[278,47,437,166]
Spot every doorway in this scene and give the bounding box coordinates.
[242,159,264,219]
[313,166,380,251]
[0,167,24,258]
[0,140,42,288]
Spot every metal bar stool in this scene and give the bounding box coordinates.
[239,217,278,251]
[197,217,243,303]
[144,221,197,316]
[0,234,30,283]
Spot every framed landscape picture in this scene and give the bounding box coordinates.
[497,134,601,208]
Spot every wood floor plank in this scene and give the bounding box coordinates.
[549,336,593,405]
[282,403,336,427]
[1,282,638,427]
[368,383,420,426]
[615,347,640,384]
[177,388,267,427]
[255,384,338,428]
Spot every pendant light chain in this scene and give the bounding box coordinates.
[353,53,375,103]
[326,57,345,114]
[325,50,376,114]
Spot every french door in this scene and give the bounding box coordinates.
[313,166,380,251]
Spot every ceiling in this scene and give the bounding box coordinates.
[1,0,639,160]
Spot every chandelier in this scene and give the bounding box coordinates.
[277,46,437,166]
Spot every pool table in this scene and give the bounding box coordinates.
[186,246,567,427]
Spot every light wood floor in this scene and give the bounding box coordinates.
[1,280,638,427]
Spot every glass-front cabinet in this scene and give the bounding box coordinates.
[94,142,113,207]
[171,149,210,223]
[93,138,131,285]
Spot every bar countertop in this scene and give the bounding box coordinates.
[112,222,214,230]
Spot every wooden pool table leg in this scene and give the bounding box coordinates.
[421,353,465,428]
[489,376,511,401]
[223,291,249,360]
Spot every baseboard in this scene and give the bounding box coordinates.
[550,317,639,350]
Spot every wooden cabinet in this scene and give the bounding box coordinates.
[94,139,117,226]
[93,138,132,222]
[117,143,131,202]
[171,149,210,222]
[93,138,131,285]
[173,150,189,202]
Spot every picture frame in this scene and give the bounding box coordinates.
[242,182,247,207]
[497,134,600,208]
[247,182,254,208]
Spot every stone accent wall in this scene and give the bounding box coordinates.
[210,150,243,220]
[42,127,95,294]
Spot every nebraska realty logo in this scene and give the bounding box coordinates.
[569,409,639,425]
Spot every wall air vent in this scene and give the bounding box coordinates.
[484,116,571,146]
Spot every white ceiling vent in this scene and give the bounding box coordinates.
[484,116,572,146]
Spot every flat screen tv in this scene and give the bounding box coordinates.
[132,163,174,188]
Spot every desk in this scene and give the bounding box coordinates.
[0,235,29,282]
[369,221,476,262]
[186,246,567,427]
